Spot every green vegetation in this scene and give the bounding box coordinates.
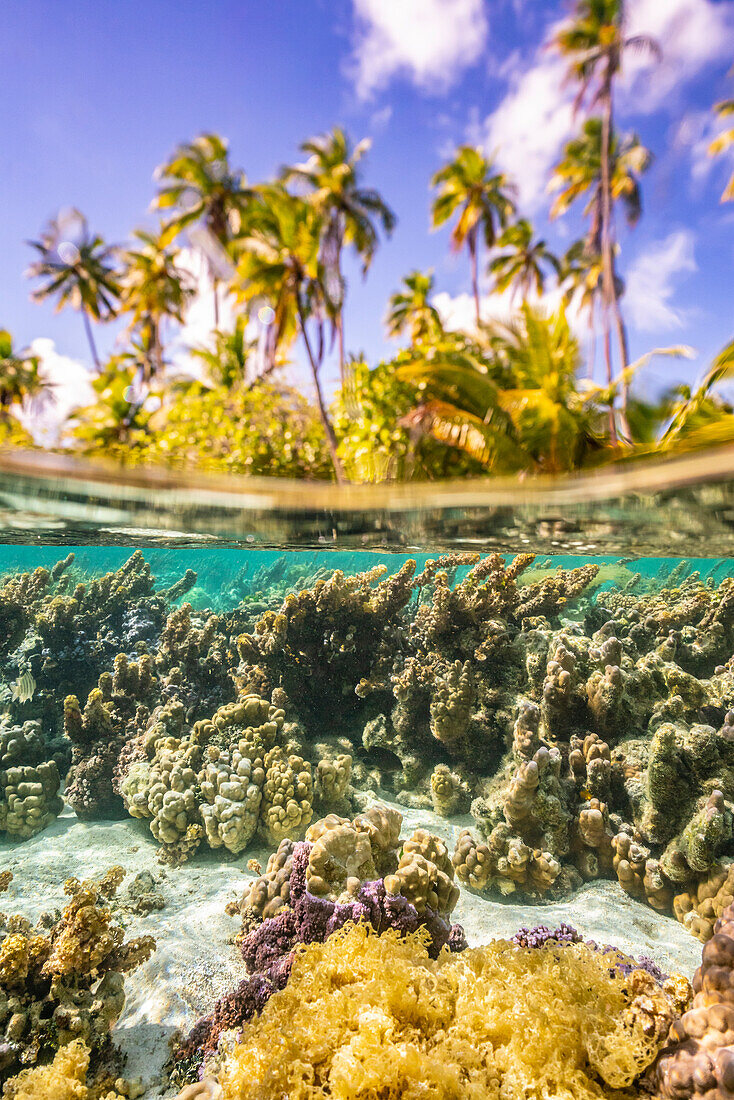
[431,145,516,327]
[2,0,733,483]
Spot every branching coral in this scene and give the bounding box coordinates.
[209,921,682,1100]
[64,654,158,819]
[2,1040,91,1100]
[0,870,154,1084]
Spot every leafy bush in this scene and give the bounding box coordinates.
[70,374,332,479]
[333,356,483,481]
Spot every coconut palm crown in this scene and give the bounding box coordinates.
[385,270,444,346]
[489,220,561,301]
[431,146,516,326]
[152,132,255,326]
[282,126,395,382]
[26,209,119,368]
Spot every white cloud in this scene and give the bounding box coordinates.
[169,247,236,379]
[433,279,585,336]
[170,247,284,386]
[481,0,733,212]
[347,0,488,99]
[14,339,95,446]
[624,231,697,332]
[624,0,734,111]
[676,109,734,192]
[482,51,575,212]
[370,105,393,132]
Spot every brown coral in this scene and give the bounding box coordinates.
[383,829,459,917]
[675,863,734,943]
[653,901,734,1099]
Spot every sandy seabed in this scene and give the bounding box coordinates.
[0,798,703,1098]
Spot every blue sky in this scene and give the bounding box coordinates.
[2,0,733,410]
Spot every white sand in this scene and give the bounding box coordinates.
[0,800,704,1098]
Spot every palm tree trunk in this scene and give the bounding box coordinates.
[213,277,220,329]
[600,79,630,404]
[600,88,615,322]
[610,285,633,438]
[602,312,617,446]
[469,227,481,327]
[336,240,346,387]
[82,308,100,371]
[152,318,164,383]
[337,312,346,388]
[297,304,346,483]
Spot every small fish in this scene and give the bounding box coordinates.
[11,670,36,704]
[579,786,592,801]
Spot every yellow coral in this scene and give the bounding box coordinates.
[215,923,675,1100]
[2,1039,89,1099]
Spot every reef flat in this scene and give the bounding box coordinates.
[0,547,732,1097]
[0,797,702,1098]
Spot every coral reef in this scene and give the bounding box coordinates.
[206,921,684,1099]
[229,805,455,936]
[674,863,734,942]
[118,693,320,863]
[0,869,155,1083]
[1,1039,139,1100]
[0,722,63,839]
[0,547,732,941]
[653,899,734,1099]
[175,806,464,1078]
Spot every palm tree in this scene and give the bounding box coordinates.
[489,220,561,301]
[550,119,651,425]
[385,271,444,346]
[554,0,659,409]
[152,133,256,326]
[26,209,119,369]
[397,305,608,473]
[431,146,516,326]
[550,120,650,232]
[283,127,396,384]
[232,184,344,481]
[0,330,52,422]
[659,338,734,450]
[190,316,259,389]
[709,85,734,202]
[118,229,195,382]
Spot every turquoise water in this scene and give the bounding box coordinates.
[1,543,732,835]
[0,535,733,1094]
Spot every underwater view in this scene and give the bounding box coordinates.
[3,0,734,1093]
[0,533,731,1098]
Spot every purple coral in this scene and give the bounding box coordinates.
[241,869,464,973]
[176,953,294,1060]
[512,923,667,985]
[598,945,668,983]
[176,841,467,1067]
[512,922,582,948]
